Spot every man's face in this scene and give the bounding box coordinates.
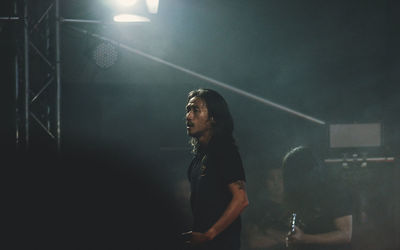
[266,168,284,201]
[185,97,213,138]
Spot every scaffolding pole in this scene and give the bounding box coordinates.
[15,0,61,152]
[55,0,61,151]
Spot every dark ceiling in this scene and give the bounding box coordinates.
[59,0,400,152]
[1,0,400,159]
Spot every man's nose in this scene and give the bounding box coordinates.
[186,111,193,120]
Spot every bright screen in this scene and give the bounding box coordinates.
[329,123,382,148]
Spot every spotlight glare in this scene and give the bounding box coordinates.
[113,14,150,22]
[146,0,159,14]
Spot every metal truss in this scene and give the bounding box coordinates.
[9,0,111,152]
[13,0,61,151]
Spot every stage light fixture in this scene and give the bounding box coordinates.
[92,42,119,69]
[110,0,159,23]
[145,0,159,14]
[116,0,138,7]
[113,14,150,22]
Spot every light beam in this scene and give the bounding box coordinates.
[68,26,326,125]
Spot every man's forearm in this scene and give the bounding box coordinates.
[205,188,249,239]
[302,230,351,245]
[301,215,353,245]
[290,215,352,246]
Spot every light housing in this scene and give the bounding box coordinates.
[113,14,150,22]
[111,0,159,23]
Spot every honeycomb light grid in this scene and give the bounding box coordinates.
[93,42,118,69]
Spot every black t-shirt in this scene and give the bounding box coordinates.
[188,138,246,250]
[243,197,289,250]
[289,182,353,250]
[245,198,288,232]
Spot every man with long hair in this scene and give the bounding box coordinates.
[283,146,352,250]
[183,88,249,250]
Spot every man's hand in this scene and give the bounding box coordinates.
[189,231,215,245]
[286,215,352,246]
[287,226,305,246]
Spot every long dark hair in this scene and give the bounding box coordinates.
[187,89,236,153]
[282,146,324,210]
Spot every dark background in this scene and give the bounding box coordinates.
[1,0,399,249]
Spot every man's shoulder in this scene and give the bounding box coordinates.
[209,139,239,155]
[208,145,241,165]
